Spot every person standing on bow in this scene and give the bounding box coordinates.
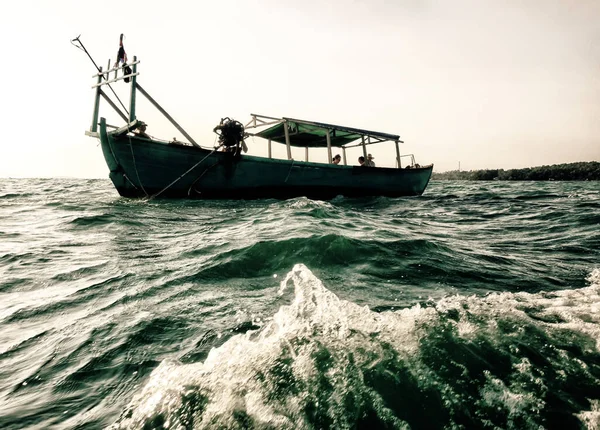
[114,34,128,70]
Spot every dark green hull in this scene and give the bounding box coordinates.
[99,121,433,200]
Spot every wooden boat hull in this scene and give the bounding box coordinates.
[99,120,433,200]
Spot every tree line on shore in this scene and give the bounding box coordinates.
[432,162,600,181]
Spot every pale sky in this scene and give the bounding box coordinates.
[0,0,598,177]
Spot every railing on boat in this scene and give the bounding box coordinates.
[244,114,417,168]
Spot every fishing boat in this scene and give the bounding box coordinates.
[80,43,433,200]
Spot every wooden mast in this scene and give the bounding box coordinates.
[91,67,102,133]
[129,56,137,121]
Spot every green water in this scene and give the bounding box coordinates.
[0,179,599,429]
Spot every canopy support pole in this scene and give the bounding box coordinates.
[129,56,137,122]
[135,82,201,148]
[268,139,272,159]
[342,147,347,165]
[91,67,102,132]
[395,140,401,168]
[305,147,308,162]
[284,121,292,160]
[362,136,368,160]
[326,130,332,163]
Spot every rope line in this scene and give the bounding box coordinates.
[71,36,130,115]
[285,160,295,183]
[187,161,220,196]
[122,174,140,190]
[148,146,222,200]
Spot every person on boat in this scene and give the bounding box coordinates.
[332,154,341,165]
[358,156,366,166]
[114,34,128,69]
[136,123,150,139]
[367,154,376,167]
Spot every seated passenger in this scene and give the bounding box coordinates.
[367,154,376,167]
[358,156,366,166]
[332,154,341,165]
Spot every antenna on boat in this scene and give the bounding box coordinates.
[71,35,130,116]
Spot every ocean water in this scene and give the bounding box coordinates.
[0,178,599,430]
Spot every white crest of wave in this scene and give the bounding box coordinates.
[285,197,334,210]
[111,266,600,429]
[437,267,600,346]
[111,264,422,429]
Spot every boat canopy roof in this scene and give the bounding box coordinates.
[250,115,401,148]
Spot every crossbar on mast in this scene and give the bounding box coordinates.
[92,72,140,88]
[92,60,140,77]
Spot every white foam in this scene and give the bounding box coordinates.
[111,266,600,429]
[577,399,600,430]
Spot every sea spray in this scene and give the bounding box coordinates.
[111,266,600,429]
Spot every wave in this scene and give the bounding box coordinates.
[165,232,582,299]
[167,235,462,287]
[0,193,35,200]
[110,266,600,429]
[68,214,118,227]
[4,274,130,323]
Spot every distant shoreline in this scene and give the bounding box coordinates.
[433,161,600,181]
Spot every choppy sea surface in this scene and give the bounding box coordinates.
[0,178,599,430]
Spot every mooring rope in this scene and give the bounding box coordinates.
[122,173,141,191]
[148,146,222,200]
[284,160,295,183]
[187,161,220,196]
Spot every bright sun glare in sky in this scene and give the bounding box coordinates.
[0,0,598,178]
